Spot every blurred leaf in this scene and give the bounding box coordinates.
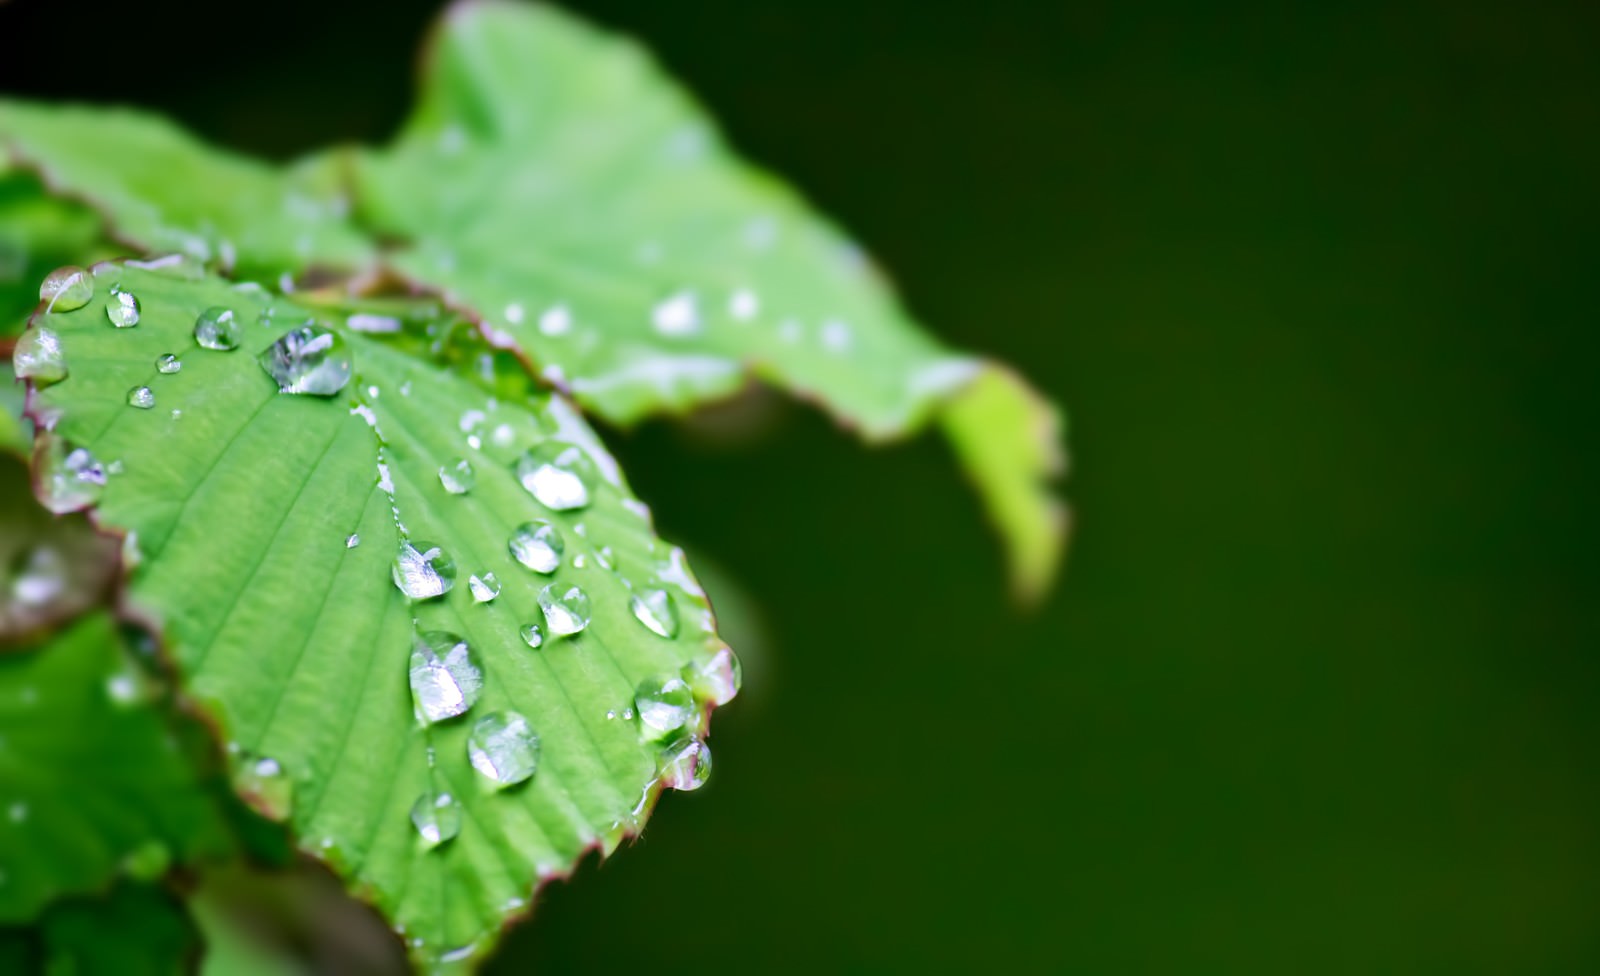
[0,170,112,338]
[24,262,739,969]
[0,102,371,281]
[0,611,231,922]
[354,0,1066,593]
[1,359,27,456]
[0,452,119,644]
[37,882,198,976]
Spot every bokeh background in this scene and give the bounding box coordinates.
[4,0,1598,971]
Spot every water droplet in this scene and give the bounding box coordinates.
[652,290,700,336]
[345,533,360,549]
[409,631,482,724]
[729,288,759,321]
[105,284,140,327]
[392,540,456,600]
[539,304,572,336]
[538,582,592,636]
[126,386,155,409]
[458,409,485,434]
[469,572,501,603]
[258,325,353,396]
[193,306,241,350]
[467,711,541,788]
[659,736,712,791]
[514,442,595,510]
[685,645,742,706]
[519,623,544,649]
[12,326,67,384]
[12,546,64,606]
[595,546,616,571]
[105,671,140,705]
[8,802,27,823]
[39,266,92,311]
[635,676,695,739]
[156,353,182,374]
[37,437,105,513]
[629,588,679,639]
[234,754,293,821]
[439,458,475,495]
[509,520,564,574]
[410,790,462,848]
[491,423,515,448]
[170,409,183,421]
[821,318,853,352]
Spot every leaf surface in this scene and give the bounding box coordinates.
[24,262,736,969]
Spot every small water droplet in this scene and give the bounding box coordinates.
[514,442,596,510]
[37,436,105,513]
[467,711,541,788]
[192,306,241,350]
[156,353,182,374]
[170,409,182,420]
[11,546,65,607]
[439,458,475,495]
[538,582,592,636]
[635,676,695,739]
[392,540,457,600]
[595,546,616,571]
[458,409,485,433]
[519,623,544,649]
[105,284,140,327]
[410,790,462,848]
[39,266,92,311]
[652,290,701,337]
[13,327,67,384]
[105,671,140,704]
[729,288,759,321]
[345,533,360,549]
[629,588,679,639]
[509,520,564,574]
[409,631,482,724]
[258,325,353,396]
[659,736,712,791]
[469,572,501,603]
[126,386,155,409]
[491,423,515,448]
[685,645,743,706]
[234,754,293,821]
[539,305,572,336]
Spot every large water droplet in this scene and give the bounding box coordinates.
[467,711,540,788]
[538,583,592,636]
[519,623,544,649]
[12,327,67,384]
[685,645,742,706]
[234,753,293,821]
[410,790,462,848]
[652,290,700,336]
[126,386,155,410]
[409,631,482,724]
[37,437,105,513]
[658,736,712,791]
[514,442,595,510]
[258,325,353,396]
[39,266,92,312]
[105,284,140,328]
[508,520,564,574]
[392,540,456,600]
[439,458,475,495]
[468,572,501,603]
[629,588,679,639]
[193,306,241,350]
[156,353,182,374]
[635,676,695,739]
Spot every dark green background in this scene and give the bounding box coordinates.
[4,0,1597,971]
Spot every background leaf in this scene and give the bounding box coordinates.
[0,169,111,337]
[0,102,371,280]
[25,262,738,969]
[0,610,231,922]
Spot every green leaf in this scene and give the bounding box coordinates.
[0,452,120,643]
[0,102,371,281]
[37,882,199,976]
[0,170,111,337]
[0,610,231,922]
[1,359,28,457]
[354,0,1066,595]
[25,262,737,969]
